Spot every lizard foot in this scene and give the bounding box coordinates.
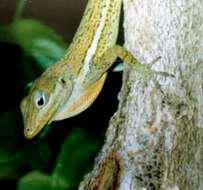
[134,56,174,90]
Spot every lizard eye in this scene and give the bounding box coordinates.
[34,91,49,109]
[60,78,66,84]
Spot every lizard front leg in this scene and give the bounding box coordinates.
[81,45,172,90]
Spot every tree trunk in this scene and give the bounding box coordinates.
[79,0,203,189]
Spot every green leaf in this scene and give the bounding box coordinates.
[0,112,18,137]
[0,18,68,74]
[0,112,22,178]
[20,140,52,170]
[0,158,22,179]
[52,128,101,189]
[13,0,27,22]
[17,171,53,190]
[9,18,67,70]
[0,18,68,83]
[0,137,19,164]
[39,125,52,139]
[17,171,70,190]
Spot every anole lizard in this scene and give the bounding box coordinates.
[21,0,165,139]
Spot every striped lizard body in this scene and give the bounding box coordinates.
[21,0,166,139]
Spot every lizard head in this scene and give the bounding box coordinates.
[20,72,73,139]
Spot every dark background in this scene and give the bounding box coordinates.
[0,0,87,41]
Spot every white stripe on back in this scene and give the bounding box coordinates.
[81,0,111,81]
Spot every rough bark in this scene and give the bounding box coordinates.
[79,0,203,189]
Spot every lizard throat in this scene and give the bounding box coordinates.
[52,72,107,121]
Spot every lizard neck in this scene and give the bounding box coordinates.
[60,0,122,77]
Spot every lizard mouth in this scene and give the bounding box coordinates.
[23,110,54,139]
[24,120,48,139]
